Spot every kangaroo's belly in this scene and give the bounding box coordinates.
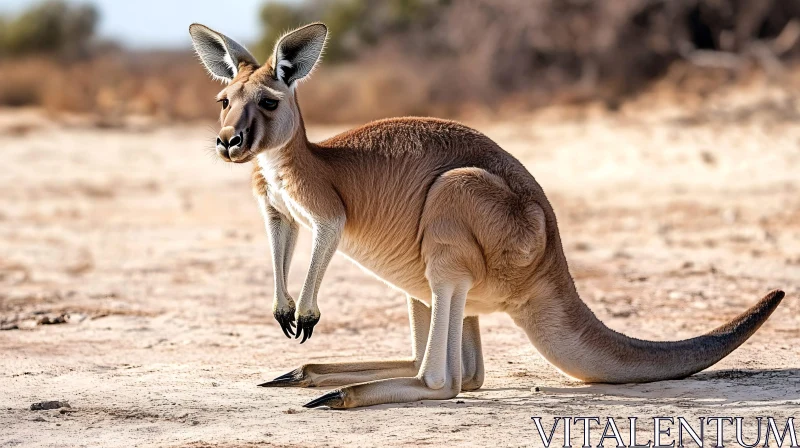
[337,229,432,301]
[337,228,504,315]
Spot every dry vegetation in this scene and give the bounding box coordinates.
[1,0,800,124]
[0,53,220,123]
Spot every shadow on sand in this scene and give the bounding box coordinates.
[356,368,800,411]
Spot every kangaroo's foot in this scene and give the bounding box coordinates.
[303,376,460,409]
[258,360,418,388]
[258,358,484,390]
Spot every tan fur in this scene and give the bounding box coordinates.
[191,23,786,409]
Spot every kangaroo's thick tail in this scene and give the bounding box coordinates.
[513,288,785,383]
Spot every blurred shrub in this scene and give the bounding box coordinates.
[0,1,98,58]
[1,0,798,123]
[0,52,221,121]
[254,0,443,62]
[256,0,800,118]
[0,1,222,119]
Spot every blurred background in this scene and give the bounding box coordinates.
[3,3,800,444]
[1,0,799,124]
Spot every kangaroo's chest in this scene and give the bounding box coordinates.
[256,152,438,300]
[257,153,313,229]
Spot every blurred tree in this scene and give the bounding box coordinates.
[0,0,98,58]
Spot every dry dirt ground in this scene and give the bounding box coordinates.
[1,87,799,447]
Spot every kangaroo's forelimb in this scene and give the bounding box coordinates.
[294,217,344,343]
[259,196,299,338]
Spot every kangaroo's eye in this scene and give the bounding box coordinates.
[220,99,229,110]
[259,98,279,111]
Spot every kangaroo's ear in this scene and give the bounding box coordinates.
[189,23,257,83]
[272,23,327,88]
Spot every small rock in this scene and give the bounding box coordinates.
[37,314,69,326]
[32,416,46,422]
[283,408,299,414]
[212,382,219,387]
[534,387,541,392]
[455,400,465,404]
[191,420,199,425]
[31,401,70,411]
[700,151,716,166]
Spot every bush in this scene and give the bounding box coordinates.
[0,1,98,58]
[255,0,800,116]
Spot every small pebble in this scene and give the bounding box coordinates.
[534,387,541,392]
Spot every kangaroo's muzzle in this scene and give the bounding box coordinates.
[216,126,248,162]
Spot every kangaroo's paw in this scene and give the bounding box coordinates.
[258,367,312,388]
[273,308,296,338]
[302,377,459,409]
[294,313,320,344]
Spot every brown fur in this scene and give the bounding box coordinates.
[192,22,786,408]
[248,108,785,381]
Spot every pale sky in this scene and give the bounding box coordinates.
[0,0,293,49]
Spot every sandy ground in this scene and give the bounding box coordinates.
[1,88,799,447]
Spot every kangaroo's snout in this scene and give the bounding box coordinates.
[216,126,247,162]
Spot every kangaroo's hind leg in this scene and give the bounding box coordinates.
[461,316,484,391]
[303,275,472,409]
[301,167,496,408]
[260,296,485,389]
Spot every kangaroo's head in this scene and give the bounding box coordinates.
[189,23,327,163]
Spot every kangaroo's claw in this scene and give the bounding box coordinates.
[274,310,296,338]
[295,314,320,344]
[303,390,344,409]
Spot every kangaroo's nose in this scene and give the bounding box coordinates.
[228,132,242,148]
[217,126,243,149]
[216,126,248,162]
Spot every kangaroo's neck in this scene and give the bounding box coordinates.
[256,106,345,223]
[257,106,318,191]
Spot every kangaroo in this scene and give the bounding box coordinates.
[189,22,786,409]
